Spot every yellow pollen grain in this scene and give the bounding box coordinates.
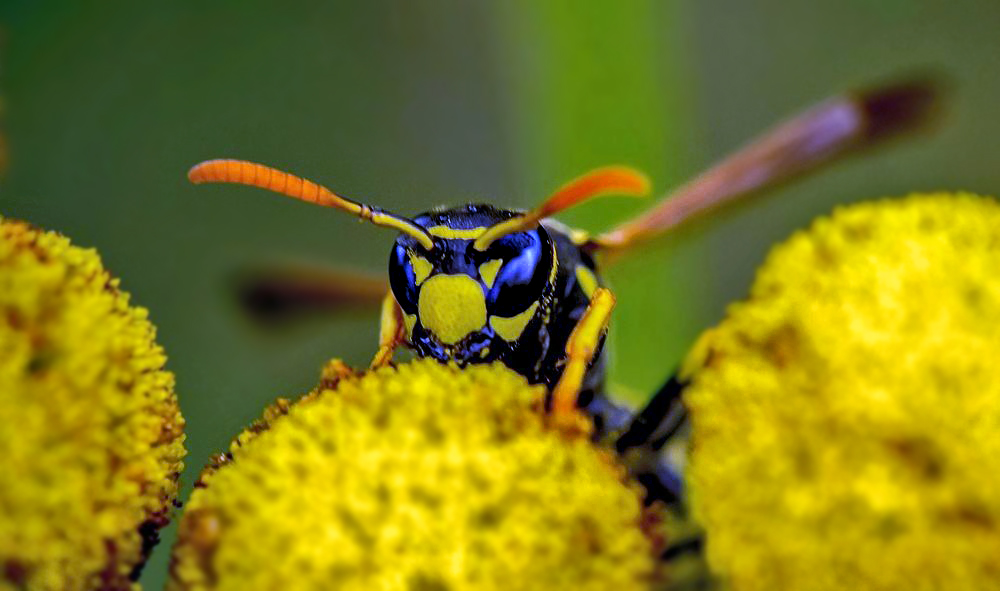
[490,301,540,342]
[418,274,487,344]
[575,265,599,298]
[427,225,487,240]
[479,259,503,289]
[408,252,433,285]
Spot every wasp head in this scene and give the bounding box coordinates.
[388,204,555,365]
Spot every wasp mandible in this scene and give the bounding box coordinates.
[189,79,940,501]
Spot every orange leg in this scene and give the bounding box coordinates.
[551,287,616,421]
[370,292,406,368]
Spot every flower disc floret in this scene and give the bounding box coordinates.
[684,194,1000,591]
[0,219,185,590]
[170,360,657,591]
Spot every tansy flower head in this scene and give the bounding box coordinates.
[0,219,186,590]
[169,359,662,590]
[682,193,1000,590]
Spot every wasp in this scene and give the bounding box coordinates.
[189,79,939,502]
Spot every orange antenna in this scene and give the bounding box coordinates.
[188,159,435,250]
[473,166,650,251]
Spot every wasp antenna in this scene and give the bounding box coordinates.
[188,159,435,250]
[473,166,650,251]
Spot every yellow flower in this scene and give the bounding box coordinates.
[170,359,661,591]
[0,219,186,590]
[682,194,1000,590]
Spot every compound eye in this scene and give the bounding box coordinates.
[485,228,552,317]
[388,243,420,314]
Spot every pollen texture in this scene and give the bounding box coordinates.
[169,360,658,591]
[0,219,186,590]
[682,194,1000,591]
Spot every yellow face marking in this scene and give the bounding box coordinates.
[418,274,487,344]
[490,301,539,342]
[478,259,503,289]
[404,313,417,338]
[427,225,487,240]
[575,265,599,298]
[408,252,433,285]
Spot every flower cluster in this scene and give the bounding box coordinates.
[0,219,186,590]
[683,194,1000,590]
[169,359,662,590]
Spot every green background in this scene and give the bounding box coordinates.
[1,1,999,587]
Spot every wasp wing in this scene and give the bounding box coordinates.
[592,78,944,255]
[234,262,388,324]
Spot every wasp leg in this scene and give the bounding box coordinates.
[370,292,406,368]
[661,535,705,562]
[615,374,689,504]
[616,374,687,452]
[551,288,616,420]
